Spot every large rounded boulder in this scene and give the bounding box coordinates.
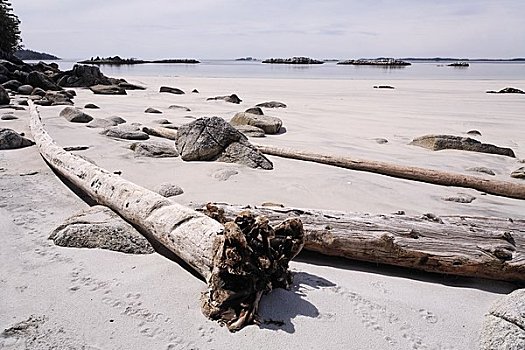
[230,112,283,134]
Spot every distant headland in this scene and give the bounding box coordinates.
[14,49,61,60]
[78,56,200,65]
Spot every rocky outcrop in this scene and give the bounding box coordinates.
[410,135,515,157]
[34,91,74,106]
[89,84,127,95]
[100,124,149,140]
[448,62,469,67]
[0,128,34,149]
[262,57,324,64]
[49,205,154,254]
[338,58,411,66]
[206,94,242,104]
[480,289,525,350]
[159,86,184,94]
[0,85,9,105]
[255,101,287,108]
[486,87,525,94]
[86,118,118,129]
[130,140,179,157]
[26,71,62,91]
[56,64,116,87]
[175,116,273,169]
[230,112,282,134]
[59,107,93,123]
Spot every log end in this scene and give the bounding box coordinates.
[201,206,304,332]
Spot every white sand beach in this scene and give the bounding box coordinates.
[1,76,524,349]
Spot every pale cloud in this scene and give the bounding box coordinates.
[12,0,525,59]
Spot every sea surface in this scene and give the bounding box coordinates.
[27,59,525,81]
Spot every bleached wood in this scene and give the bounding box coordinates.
[203,203,525,282]
[257,145,525,200]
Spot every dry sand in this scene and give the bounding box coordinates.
[1,76,524,349]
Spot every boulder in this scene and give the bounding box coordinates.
[176,116,273,170]
[511,167,525,179]
[17,84,34,95]
[255,101,287,108]
[230,112,282,134]
[159,86,184,94]
[101,124,149,140]
[245,107,264,115]
[130,140,179,157]
[192,89,199,93]
[2,80,21,91]
[108,116,126,124]
[86,118,118,129]
[26,71,62,91]
[118,82,146,90]
[0,128,35,150]
[49,205,154,254]
[46,91,74,106]
[0,85,9,105]
[84,103,100,109]
[442,193,476,203]
[153,183,184,197]
[89,84,126,95]
[466,130,482,136]
[479,289,525,350]
[233,124,266,138]
[206,94,242,104]
[152,119,171,124]
[168,105,191,111]
[410,135,515,158]
[31,87,46,97]
[145,107,162,114]
[56,64,115,87]
[59,107,93,123]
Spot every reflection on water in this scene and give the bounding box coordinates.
[26,59,525,80]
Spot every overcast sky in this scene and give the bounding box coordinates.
[12,0,525,60]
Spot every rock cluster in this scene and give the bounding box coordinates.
[410,135,515,158]
[176,116,273,169]
[0,128,35,150]
[262,57,324,64]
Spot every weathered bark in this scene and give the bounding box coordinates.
[29,102,304,331]
[257,145,525,200]
[199,203,525,282]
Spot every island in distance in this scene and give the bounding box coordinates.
[78,56,200,65]
[337,58,411,66]
[262,57,324,64]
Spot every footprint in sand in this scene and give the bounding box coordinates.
[418,308,438,324]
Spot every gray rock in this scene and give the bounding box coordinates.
[176,116,273,169]
[410,135,515,158]
[480,289,525,350]
[256,101,287,108]
[442,193,476,203]
[152,119,171,124]
[153,183,184,197]
[44,91,74,106]
[467,130,482,136]
[56,64,115,87]
[108,116,126,124]
[245,107,264,115]
[86,118,118,129]
[168,105,191,111]
[0,128,34,149]
[207,94,242,104]
[17,85,34,95]
[233,124,266,138]
[511,167,525,179]
[130,140,179,157]
[466,167,496,176]
[26,71,62,91]
[101,124,149,140]
[84,103,100,109]
[31,87,46,97]
[374,138,389,144]
[2,79,22,91]
[145,107,162,114]
[49,205,154,254]
[89,84,127,95]
[0,85,9,105]
[192,89,199,93]
[59,107,93,123]
[230,112,283,134]
[159,86,185,94]
[1,113,17,120]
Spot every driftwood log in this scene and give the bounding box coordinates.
[257,145,525,200]
[29,102,304,331]
[200,203,525,283]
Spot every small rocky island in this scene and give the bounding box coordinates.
[448,61,469,67]
[262,57,324,64]
[337,58,411,66]
[78,56,200,65]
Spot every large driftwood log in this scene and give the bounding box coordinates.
[29,102,304,331]
[257,145,525,200]
[200,203,525,282]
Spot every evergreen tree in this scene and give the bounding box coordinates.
[0,0,22,54]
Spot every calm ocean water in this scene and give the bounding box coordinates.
[30,59,525,80]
